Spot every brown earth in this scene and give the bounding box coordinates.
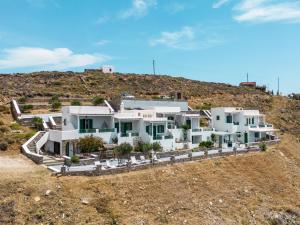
[0,134,299,225]
[0,72,299,224]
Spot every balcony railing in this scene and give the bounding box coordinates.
[192,128,202,132]
[79,129,96,134]
[164,135,173,139]
[131,132,139,137]
[98,128,115,133]
[233,122,239,125]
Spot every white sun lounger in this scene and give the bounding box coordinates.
[130,156,140,165]
[106,160,116,169]
[139,155,147,164]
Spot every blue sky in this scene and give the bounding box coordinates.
[0,0,300,94]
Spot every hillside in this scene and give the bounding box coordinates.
[0,71,299,225]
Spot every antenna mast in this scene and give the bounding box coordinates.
[153,59,156,75]
[277,76,280,95]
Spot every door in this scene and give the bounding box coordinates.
[218,136,222,148]
[65,142,69,156]
[153,125,157,139]
[244,133,248,143]
[54,142,60,155]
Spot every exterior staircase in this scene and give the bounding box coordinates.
[43,155,64,167]
[26,131,46,154]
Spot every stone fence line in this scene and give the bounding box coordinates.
[57,147,260,177]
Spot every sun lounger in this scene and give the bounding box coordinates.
[106,160,116,169]
[94,161,101,166]
[130,156,140,165]
[139,155,147,164]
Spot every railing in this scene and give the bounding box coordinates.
[164,135,173,139]
[192,128,202,132]
[121,133,129,137]
[233,122,239,125]
[98,128,115,133]
[153,135,163,140]
[131,132,139,137]
[79,129,96,134]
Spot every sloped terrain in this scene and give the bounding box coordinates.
[0,135,299,225]
[0,71,299,224]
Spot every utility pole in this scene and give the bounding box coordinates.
[152,59,156,75]
[277,76,280,96]
[247,73,249,82]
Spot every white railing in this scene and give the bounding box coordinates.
[35,132,49,154]
[21,132,44,164]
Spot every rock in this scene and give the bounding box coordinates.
[209,201,213,206]
[219,199,223,203]
[34,196,40,202]
[81,198,89,205]
[45,190,52,196]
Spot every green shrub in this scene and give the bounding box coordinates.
[21,104,33,113]
[32,117,44,131]
[152,142,162,152]
[199,141,213,148]
[114,143,133,159]
[18,96,28,104]
[71,155,80,164]
[0,141,8,151]
[78,135,104,153]
[71,100,81,106]
[92,96,104,106]
[259,142,267,151]
[10,123,21,130]
[51,101,62,111]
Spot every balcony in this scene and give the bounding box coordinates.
[79,129,96,134]
[99,128,115,133]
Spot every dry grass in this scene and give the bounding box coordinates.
[0,134,299,225]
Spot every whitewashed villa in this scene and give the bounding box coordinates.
[17,97,278,166]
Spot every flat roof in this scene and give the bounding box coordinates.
[68,106,113,115]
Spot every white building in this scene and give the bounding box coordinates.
[44,99,212,156]
[211,107,277,148]
[41,102,277,157]
[101,65,114,74]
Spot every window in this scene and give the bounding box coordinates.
[146,125,152,135]
[115,123,119,133]
[216,115,220,120]
[255,132,259,138]
[63,119,66,126]
[252,117,255,124]
[226,115,232,123]
[80,119,93,130]
[157,125,165,133]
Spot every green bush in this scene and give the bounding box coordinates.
[32,117,44,131]
[92,96,104,106]
[21,104,33,113]
[0,141,8,151]
[259,142,267,151]
[10,123,21,130]
[71,155,80,164]
[51,101,62,111]
[71,100,81,106]
[152,142,162,152]
[114,143,133,159]
[78,135,104,153]
[18,96,28,104]
[199,141,213,149]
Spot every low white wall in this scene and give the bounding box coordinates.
[35,132,49,154]
[21,132,43,164]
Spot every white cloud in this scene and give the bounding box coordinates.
[166,2,186,14]
[149,26,196,50]
[149,26,225,50]
[213,0,230,9]
[95,40,111,46]
[234,0,300,23]
[119,0,157,19]
[96,16,110,25]
[0,47,110,70]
